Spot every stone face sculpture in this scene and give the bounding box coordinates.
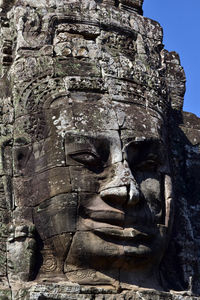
[0,0,200,299]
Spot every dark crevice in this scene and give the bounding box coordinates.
[5,241,12,299]
[66,30,99,41]
[114,0,119,7]
[68,88,105,94]
[31,230,44,280]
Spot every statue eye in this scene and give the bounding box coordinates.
[69,151,102,168]
[134,159,159,171]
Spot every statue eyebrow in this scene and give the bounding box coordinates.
[65,133,110,151]
[123,139,166,166]
[64,131,110,142]
[65,132,111,163]
[123,138,163,150]
[64,132,98,141]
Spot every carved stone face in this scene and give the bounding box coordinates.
[9,11,173,288]
[13,89,173,287]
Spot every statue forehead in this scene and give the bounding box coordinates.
[14,95,164,144]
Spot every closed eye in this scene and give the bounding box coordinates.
[69,151,102,168]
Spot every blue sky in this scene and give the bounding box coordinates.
[143,0,200,117]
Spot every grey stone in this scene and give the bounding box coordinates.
[0,0,199,299]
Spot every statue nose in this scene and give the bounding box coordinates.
[99,161,140,206]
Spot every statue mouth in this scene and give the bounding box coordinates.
[81,209,158,243]
[79,204,163,258]
[92,227,157,258]
[87,210,125,227]
[94,227,156,245]
[93,227,154,243]
[81,212,157,249]
[83,207,157,225]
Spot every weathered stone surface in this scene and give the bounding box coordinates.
[0,0,199,299]
[13,167,71,207]
[13,136,66,176]
[6,284,200,300]
[33,193,77,239]
[7,225,36,283]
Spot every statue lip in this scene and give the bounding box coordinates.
[93,227,154,242]
[86,210,125,227]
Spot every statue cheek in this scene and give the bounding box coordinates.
[140,177,162,214]
[69,166,100,193]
